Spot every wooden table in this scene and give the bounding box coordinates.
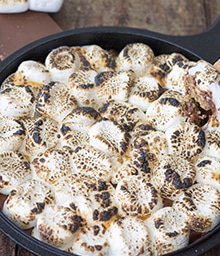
[1,0,220,255]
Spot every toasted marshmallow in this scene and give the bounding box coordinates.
[0,151,31,195]
[108,216,153,256]
[0,116,25,152]
[128,75,163,112]
[0,0,28,13]
[0,85,35,118]
[150,53,189,87]
[89,118,130,156]
[68,69,99,108]
[16,60,51,96]
[188,60,219,92]
[111,162,138,185]
[3,179,55,229]
[32,204,82,250]
[146,207,190,255]
[166,122,205,160]
[68,224,109,256]
[195,155,220,191]
[117,43,154,76]
[95,70,134,103]
[25,116,59,159]
[146,90,188,131]
[35,81,78,123]
[55,174,118,226]
[131,122,156,137]
[165,61,190,94]
[45,46,80,84]
[75,45,117,72]
[152,155,196,200]
[29,0,64,13]
[129,130,168,179]
[70,145,112,181]
[115,175,162,218]
[149,54,171,87]
[32,147,75,185]
[60,107,101,148]
[173,183,220,232]
[203,130,220,159]
[100,100,146,131]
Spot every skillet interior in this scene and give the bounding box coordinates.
[0,26,219,256]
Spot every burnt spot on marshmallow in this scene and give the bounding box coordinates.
[95,70,134,102]
[146,207,190,255]
[0,151,32,195]
[100,100,145,132]
[25,116,59,159]
[3,179,55,229]
[146,90,188,131]
[0,117,26,153]
[68,69,99,108]
[153,155,196,200]
[117,43,154,76]
[195,155,220,191]
[173,183,220,232]
[36,81,78,122]
[32,204,82,249]
[116,175,162,217]
[166,122,205,160]
[89,118,131,156]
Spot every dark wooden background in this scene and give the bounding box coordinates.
[1,0,220,255]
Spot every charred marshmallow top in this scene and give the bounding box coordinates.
[1,43,220,256]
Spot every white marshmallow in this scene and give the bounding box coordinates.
[115,175,163,217]
[0,151,32,195]
[45,46,80,84]
[68,224,109,256]
[0,0,28,13]
[173,183,220,233]
[146,207,190,255]
[3,179,55,229]
[108,216,153,256]
[35,81,78,123]
[29,0,63,13]
[32,204,82,250]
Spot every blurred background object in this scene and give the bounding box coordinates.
[50,0,220,35]
[0,0,64,13]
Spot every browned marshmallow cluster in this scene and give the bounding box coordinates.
[1,42,220,256]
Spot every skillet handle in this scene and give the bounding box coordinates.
[140,16,220,64]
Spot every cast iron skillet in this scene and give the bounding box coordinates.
[0,16,220,256]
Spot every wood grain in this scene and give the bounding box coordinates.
[1,0,220,255]
[0,232,16,256]
[51,0,219,34]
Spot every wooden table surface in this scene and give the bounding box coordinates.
[1,0,220,255]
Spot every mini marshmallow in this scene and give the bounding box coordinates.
[29,0,63,13]
[0,0,28,13]
[117,43,154,76]
[0,116,25,153]
[173,183,220,233]
[45,46,80,84]
[16,60,52,96]
[95,70,134,103]
[115,175,163,217]
[108,216,153,256]
[68,224,109,256]
[146,207,190,255]
[35,81,78,123]
[89,118,130,156]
